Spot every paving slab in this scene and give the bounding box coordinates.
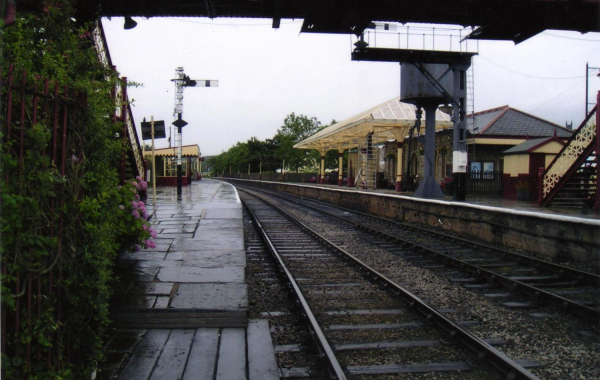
[134,260,182,269]
[194,228,243,241]
[119,252,167,261]
[204,208,243,219]
[157,266,245,283]
[160,227,197,234]
[105,180,281,380]
[128,283,174,296]
[183,250,246,267]
[171,237,244,251]
[170,283,248,310]
[117,330,170,380]
[248,319,279,380]
[164,251,184,261]
[104,324,280,380]
[216,329,246,380]
[199,218,243,229]
[148,329,195,380]
[181,329,219,380]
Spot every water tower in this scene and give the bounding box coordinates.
[352,37,476,200]
[401,63,452,198]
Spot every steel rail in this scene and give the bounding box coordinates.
[240,196,347,380]
[240,188,540,380]
[288,190,600,287]
[241,186,599,322]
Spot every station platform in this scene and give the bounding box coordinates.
[297,181,600,220]
[98,179,278,380]
[220,178,600,264]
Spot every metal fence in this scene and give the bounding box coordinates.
[223,172,319,183]
[2,67,88,373]
[467,170,503,196]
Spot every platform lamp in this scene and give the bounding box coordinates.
[171,67,218,200]
[141,118,166,206]
[124,16,137,30]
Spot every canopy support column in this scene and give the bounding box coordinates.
[395,141,404,191]
[319,151,326,184]
[338,151,344,186]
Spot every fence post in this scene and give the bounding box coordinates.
[595,92,600,213]
[538,167,545,204]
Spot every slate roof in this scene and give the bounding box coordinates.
[466,106,573,138]
[503,138,550,155]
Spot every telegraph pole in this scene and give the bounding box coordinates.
[171,67,218,200]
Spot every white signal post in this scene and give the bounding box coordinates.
[171,67,218,200]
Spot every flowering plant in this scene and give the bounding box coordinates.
[515,181,530,191]
[116,176,157,251]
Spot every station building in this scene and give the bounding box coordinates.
[295,98,574,201]
[147,144,202,186]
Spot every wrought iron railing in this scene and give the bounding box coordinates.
[92,20,145,181]
[541,105,597,201]
[467,170,503,196]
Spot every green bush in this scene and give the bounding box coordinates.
[1,1,154,377]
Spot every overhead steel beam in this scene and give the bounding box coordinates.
[36,0,599,43]
[352,48,477,65]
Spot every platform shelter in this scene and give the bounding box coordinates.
[149,144,202,186]
[294,97,452,189]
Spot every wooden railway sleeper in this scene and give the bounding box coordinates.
[242,188,543,380]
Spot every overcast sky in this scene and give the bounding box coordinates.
[102,17,600,156]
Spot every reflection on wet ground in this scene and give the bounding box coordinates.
[99,179,255,380]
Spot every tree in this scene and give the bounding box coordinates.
[275,113,322,172]
[208,113,332,176]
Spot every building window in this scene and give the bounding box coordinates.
[470,161,495,179]
[165,157,188,177]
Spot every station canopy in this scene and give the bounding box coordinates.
[294,97,453,153]
[152,145,200,157]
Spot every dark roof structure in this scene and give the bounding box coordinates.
[467,106,574,138]
[19,0,600,43]
[503,136,565,155]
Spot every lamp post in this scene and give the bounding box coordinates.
[171,67,218,200]
[586,63,600,118]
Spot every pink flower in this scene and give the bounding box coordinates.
[131,201,138,210]
[131,210,140,219]
[150,229,157,239]
[143,224,149,231]
[143,211,149,219]
[140,181,148,190]
[134,194,140,201]
[145,240,156,249]
[134,244,141,252]
[136,176,142,182]
[118,205,125,210]
[138,201,145,208]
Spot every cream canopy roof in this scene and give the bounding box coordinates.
[294,97,453,152]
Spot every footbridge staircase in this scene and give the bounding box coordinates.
[93,21,146,184]
[539,93,599,211]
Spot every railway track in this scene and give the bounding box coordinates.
[240,189,542,379]
[239,185,600,324]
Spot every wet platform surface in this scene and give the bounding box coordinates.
[111,179,247,327]
[100,180,278,380]
[254,180,600,220]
